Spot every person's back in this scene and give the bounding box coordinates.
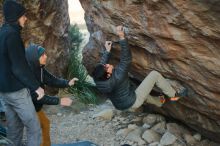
[95,66,136,110]
[0,1,44,146]
[0,23,27,92]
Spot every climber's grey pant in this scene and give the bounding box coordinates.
[131,70,176,109]
[0,88,41,146]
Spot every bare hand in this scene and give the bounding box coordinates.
[60,97,73,106]
[105,41,112,52]
[68,78,79,86]
[116,26,125,40]
[35,87,45,100]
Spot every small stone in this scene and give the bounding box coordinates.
[151,121,166,134]
[184,134,197,145]
[148,142,160,146]
[127,141,135,145]
[143,114,157,126]
[142,129,161,143]
[167,123,190,138]
[128,124,138,130]
[160,132,177,145]
[193,133,201,141]
[113,122,120,127]
[57,112,62,116]
[143,114,165,126]
[118,117,126,122]
[92,109,113,120]
[142,123,151,129]
[126,128,146,145]
[112,118,118,122]
[116,128,130,137]
[172,141,187,146]
[152,0,159,2]
[131,117,142,122]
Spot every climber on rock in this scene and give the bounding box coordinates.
[92,25,187,111]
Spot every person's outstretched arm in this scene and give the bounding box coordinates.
[114,26,132,79]
[31,92,59,105]
[31,92,72,106]
[43,69,78,88]
[43,69,69,88]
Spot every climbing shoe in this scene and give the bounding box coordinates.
[169,88,188,102]
[159,95,166,104]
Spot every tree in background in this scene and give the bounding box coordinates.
[68,24,97,104]
[69,24,83,51]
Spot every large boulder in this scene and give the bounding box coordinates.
[0,0,70,94]
[80,0,220,142]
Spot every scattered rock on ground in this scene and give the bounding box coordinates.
[193,133,202,141]
[125,128,146,145]
[42,101,220,146]
[183,134,197,145]
[143,114,165,126]
[160,131,177,145]
[151,121,166,134]
[92,109,113,120]
[142,129,161,143]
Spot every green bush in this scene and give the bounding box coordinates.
[67,24,98,104]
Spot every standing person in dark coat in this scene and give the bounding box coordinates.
[0,1,44,146]
[26,44,77,146]
[92,26,187,111]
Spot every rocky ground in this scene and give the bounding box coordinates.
[0,99,219,146]
[45,100,220,146]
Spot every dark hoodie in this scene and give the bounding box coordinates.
[94,40,136,110]
[25,44,69,112]
[0,23,41,92]
[0,1,41,92]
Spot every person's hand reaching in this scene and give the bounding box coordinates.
[60,97,73,106]
[35,87,45,100]
[68,77,79,86]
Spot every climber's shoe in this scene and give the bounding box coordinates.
[169,88,188,102]
[159,95,166,104]
[169,96,181,101]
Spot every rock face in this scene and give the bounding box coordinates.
[80,0,220,142]
[0,0,70,87]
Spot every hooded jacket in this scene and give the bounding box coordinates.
[0,23,40,92]
[94,40,136,110]
[25,44,69,112]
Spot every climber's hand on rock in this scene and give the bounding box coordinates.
[116,25,125,40]
[105,41,112,52]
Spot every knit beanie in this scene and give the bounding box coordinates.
[37,46,45,59]
[3,0,26,23]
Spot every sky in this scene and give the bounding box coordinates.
[68,0,85,25]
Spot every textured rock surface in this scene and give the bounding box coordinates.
[0,0,70,91]
[80,0,220,142]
